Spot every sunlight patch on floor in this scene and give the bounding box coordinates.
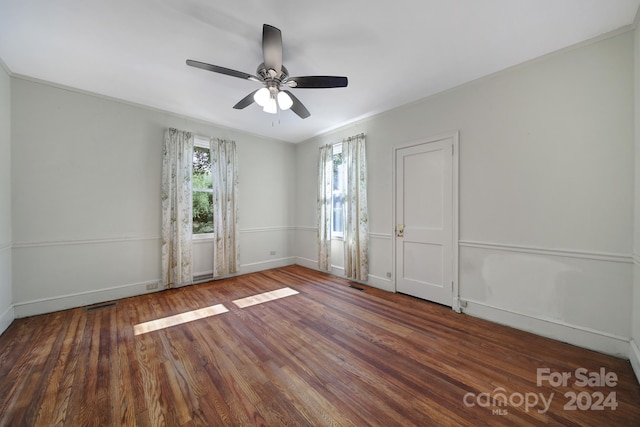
[134,303,229,335]
[232,287,299,308]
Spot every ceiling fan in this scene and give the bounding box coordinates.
[186,24,348,119]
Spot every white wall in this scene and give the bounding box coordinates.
[0,61,12,333]
[10,77,296,316]
[296,31,635,357]
[631,20,640,380]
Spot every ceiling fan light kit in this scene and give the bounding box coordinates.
[253,87,271,107]
[187,24,348,119]
[276,91,293,111]
[253,86,293,113]
[263,97,278,114]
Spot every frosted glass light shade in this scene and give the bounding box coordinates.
[253,87,271,107]
[263,98,277,114]
[277,91,293,110]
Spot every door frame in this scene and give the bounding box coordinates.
[391,131,460,311]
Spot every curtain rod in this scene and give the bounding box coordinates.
[329,132,365,147]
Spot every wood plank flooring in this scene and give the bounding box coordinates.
[1,265,639,426]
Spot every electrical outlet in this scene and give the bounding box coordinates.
[146,282,158,291]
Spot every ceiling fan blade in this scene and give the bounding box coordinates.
[285,76,348,89]
[262,24,282,75]
[233,90,259,109]
[186,59,260,82]
[283,90,310,119]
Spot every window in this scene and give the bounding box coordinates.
[332,143,346,238]
[193,138,213,234]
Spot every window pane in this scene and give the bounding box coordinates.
[332,145,345,237]
[193,191,213,234]
[333,193,343,234]
[193,144,213,235]
[193,146,212,190]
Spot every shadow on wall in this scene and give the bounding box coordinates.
[481,253,576,320]
[459,249,632,336]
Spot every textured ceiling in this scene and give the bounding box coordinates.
[1,0,639,142]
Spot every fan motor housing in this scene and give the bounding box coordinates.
[257,63,288,83]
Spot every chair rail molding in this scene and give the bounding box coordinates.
[459,240,632,264]
[12,235,161,249]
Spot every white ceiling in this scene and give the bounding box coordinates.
[1,0,639,143]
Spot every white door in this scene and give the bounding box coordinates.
[395,135,456,306]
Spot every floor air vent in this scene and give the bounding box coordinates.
[85,302,117,312]
[193,274,214,283]
[349,285,364,291]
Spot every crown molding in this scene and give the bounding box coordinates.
[0,57,11,76]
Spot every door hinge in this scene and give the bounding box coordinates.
[451,145,454,156]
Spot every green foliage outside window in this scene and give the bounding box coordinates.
[193,146,214,234]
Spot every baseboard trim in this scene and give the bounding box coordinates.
[239,257,296,275]
[295,256,319,270]
[0,304,15,335]
[190,257,297,283]
[13,258,299,317]
[630,339,640,384]
[294,257,394,292]
[14,279,161,318]
[461,299,630,358]
[366,274,394,292]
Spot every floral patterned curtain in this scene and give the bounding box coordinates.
[317,144,333,271]
[343,133,369,281]
[210,138,239,277]
[161,128,194,288]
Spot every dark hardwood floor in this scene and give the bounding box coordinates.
[1,265,639,426]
